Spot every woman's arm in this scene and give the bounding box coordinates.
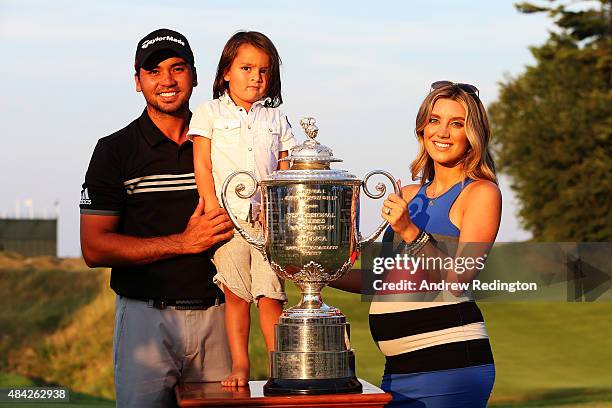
[383,180,501,296]
[330,183,422,294]
[439,180,501,284]
[193,136,221,213]
[328,269,363,293]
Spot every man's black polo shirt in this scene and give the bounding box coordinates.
[80,109,222,301]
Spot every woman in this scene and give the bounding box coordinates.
[337,81,501,407]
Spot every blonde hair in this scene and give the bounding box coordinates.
[410,85,497,184]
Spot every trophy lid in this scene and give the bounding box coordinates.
[279,117,343,170]
[264,117,358,183]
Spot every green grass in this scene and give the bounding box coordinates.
[0,373,114,407]
[250,283,612,406]
[0,372,37,387]
[0,268,102,372]
[2,256,612,407]
[0,266,115,400]
[482,302,612,405]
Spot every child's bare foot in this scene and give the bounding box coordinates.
[221,366,250,387]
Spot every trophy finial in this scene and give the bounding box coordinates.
[300,117,318,140]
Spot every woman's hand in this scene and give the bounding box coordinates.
[381,180,420,243]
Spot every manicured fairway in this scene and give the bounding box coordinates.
[250,283,612,406]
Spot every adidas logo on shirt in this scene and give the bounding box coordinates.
[80,188,92,205]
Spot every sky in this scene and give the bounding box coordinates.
[0,0,553,257]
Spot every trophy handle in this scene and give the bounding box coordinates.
[358,170,400,249]
[221,171,266,257]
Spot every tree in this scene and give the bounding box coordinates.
[489,0,611,241]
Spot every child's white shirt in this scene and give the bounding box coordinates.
[188,93,298,220]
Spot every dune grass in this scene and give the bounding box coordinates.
[0,267,103,372]
[0,266,115,400]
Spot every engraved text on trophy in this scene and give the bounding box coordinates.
[266,184,358,272]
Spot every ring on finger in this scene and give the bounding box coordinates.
[384,207,391,215]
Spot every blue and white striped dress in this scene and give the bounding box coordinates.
[369,179,495,407]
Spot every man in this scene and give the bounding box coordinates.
[80,29,234,407]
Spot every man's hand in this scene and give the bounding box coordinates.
[180,199,235,254]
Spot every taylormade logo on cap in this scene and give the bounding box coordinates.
[141,35,185,49]
[135,29,194,72]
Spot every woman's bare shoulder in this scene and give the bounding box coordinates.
[464,179,501,204]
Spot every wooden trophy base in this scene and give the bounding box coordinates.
[175,378,391,407]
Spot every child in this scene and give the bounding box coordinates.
[187,31,297,387]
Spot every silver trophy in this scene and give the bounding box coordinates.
[221,117,398,395]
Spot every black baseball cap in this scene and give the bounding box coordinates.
[135,28,195,72]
